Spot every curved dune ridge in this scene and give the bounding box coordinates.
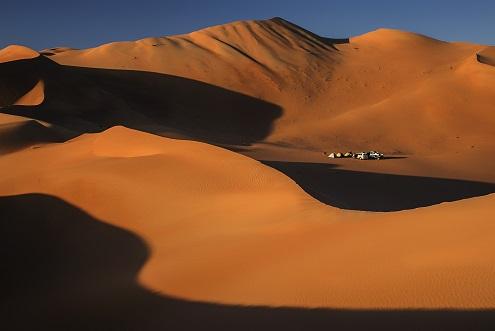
[1,17,495,329]
[13,80,44,106]
[0,46,48,108]
[1,126,495,311]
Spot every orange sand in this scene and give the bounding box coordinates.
[1,17,495,329]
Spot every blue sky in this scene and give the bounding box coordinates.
[2,0,494,50]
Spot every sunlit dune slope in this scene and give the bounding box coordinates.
[37,19,495,155]
[1,126,495,309]
[0,45,39,63]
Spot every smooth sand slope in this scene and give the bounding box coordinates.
[1,18,495,330]
[42,18,495,155]
[1,126,495,310]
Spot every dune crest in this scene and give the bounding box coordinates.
[0,45,39,63]
[351,28,444,45]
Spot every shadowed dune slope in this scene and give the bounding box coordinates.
[0,55,47,107]
[0,119,66,154]
[2,193,495,331]
[0,52,281,145]
[264,161,495,211]
[477,47,495,66]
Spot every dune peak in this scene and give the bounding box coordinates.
[0,45,39,63]
[91,126,168,158]
[352,28,443,44]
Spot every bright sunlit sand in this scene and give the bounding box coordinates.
[1,7,495,331]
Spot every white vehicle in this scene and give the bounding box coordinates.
[368,151,384,159]
[354,151,384,160]
[354,152,369,160]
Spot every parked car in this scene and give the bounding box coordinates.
[354,151,384,160]
[354,152,369,160]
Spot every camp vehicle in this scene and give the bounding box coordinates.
[354,152,369,160]
[354,151,384,160]
[368,151,384,159]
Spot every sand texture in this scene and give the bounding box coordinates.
[1,18,495,330]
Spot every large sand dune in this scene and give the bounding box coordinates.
[36,18,495,155]
[1,18,495,330]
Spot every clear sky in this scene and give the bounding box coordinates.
[2,0,494,50]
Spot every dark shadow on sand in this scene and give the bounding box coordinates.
[263,161,495,211]
[381,156,408,160]
[1,193,495,330]
[0,56,282,146]
[477,53,495,67]
[271,17,349,50]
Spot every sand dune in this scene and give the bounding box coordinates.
[1,126,495,311]
[3,19,494,156]
[0,45,39,63]
[0,48,45,107]
[1,17,495,329]
[39,19,495,156]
